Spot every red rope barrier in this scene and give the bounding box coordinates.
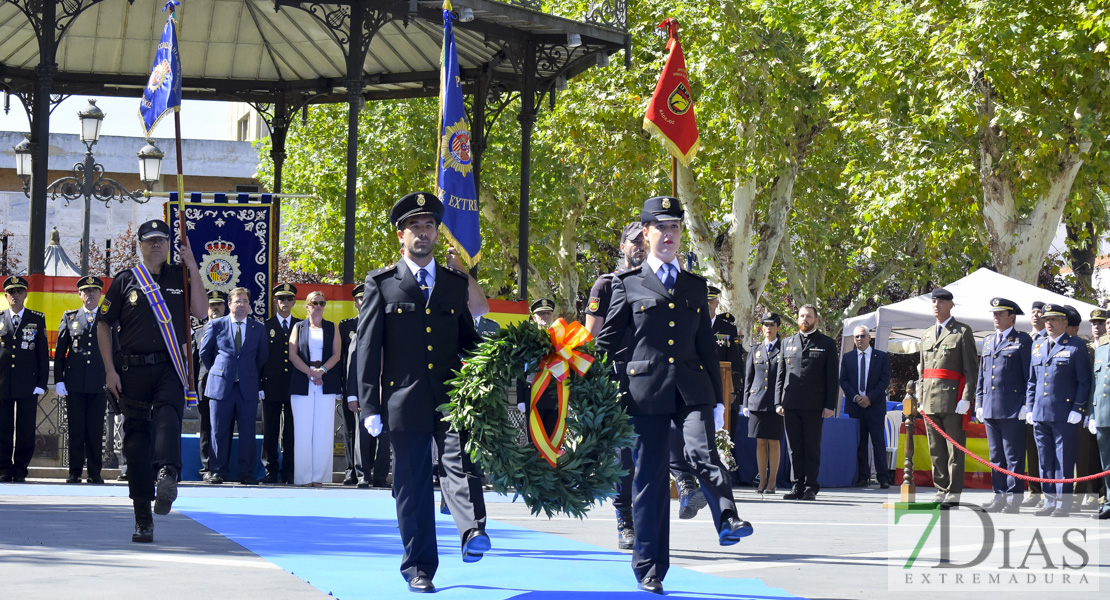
[916,410,1110,484]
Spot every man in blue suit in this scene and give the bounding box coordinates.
[839,326,891,489]
[1025,303,1089,516]
[975,298,1032,513]
[200,287,269,485]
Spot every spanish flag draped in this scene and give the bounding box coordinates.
[643,18,699,166]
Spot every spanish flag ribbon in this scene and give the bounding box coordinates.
[529,318,595,467]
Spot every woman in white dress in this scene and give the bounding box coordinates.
[288,291,342,486]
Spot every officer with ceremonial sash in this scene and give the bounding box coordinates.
[584,221,644,550]
[597,196,751,595]
[0,276,48,483]
[261,283,300,484]
[918,287,978,507]
[974,297,1031,513]
[1025,303,1089,516]
[55,276,109,484]
[98,219,206,542]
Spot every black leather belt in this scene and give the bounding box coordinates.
[308,360,324,367]
[117,352,170,366]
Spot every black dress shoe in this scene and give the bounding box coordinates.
[783,489,804,500]
[1094,505,1110,520]
[153,466,178,515]
[261,472,279,484]
[1021,494,1041,508]
[981,498,1005,512]
[66,474,81,484]
[407,576,435,593]
[801,491,817,501]
[617,526,635,550]
[638,576,663,594]
[357,481,370,489]
[239,477,259,485]
[1001,504,1021,514]
[461,530,491,563]
[719,517,754,545]
[879,482,890,489]
[1051,508,1069,518]
[0,474,12,482]
[132,523,154,543]
[205,473,225,485]
[12,475,26,483]
[1034,507,1054,517]
[117,473,128,481]
[342,476,357,486]
[87,475,104,484]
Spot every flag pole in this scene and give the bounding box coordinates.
[169,4,196,405]
[671,156,678,197]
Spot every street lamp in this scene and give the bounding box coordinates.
[12,99,160,275]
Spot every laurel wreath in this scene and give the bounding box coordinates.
[715,428,737,472]
[442,320,636,518]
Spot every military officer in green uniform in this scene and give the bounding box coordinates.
[918,287,978,507]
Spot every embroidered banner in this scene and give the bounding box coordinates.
[165,193,274,319]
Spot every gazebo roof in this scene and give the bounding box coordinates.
[0,0,628,104]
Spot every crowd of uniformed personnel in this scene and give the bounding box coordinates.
[5,193,1110,592]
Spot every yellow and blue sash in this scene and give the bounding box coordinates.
[132,263,197,407]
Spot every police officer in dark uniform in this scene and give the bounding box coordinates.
[597,196,751,595]
[339,284,362,486]
[356,192,489,593]
[342,283,391,488]
[584,221,644,550]
[974,298,1032,513]
[0,276,48,483]
[1023,300,1048,507]
[516,298,561,436]
[774,304,839,501]
[1025,303,1089,516]
[97,219,206,542]
[708,287,744,480]
[194,290,226,479]
[744,313,784,493]
[261,282,300,484]
[55,276,109,484]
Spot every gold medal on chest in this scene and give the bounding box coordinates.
[270,329,276,338]
[128,290,139,305]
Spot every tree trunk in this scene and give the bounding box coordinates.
[1066,220,1097,301]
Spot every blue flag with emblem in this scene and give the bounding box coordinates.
[138,1,182,138]
[435,0,481,267]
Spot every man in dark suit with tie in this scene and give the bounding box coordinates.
[597,196,751,596]
[775,304,839,501]
[1026,303,1090,516]
[975,298,1032,513]
[55,276,109,484]
[1,276,48,483]
[261,283,300,484]
[200,287,268,485]
[839,326,891,489]
[356,192,488,594]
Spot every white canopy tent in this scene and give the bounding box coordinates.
[842,268,1101,355]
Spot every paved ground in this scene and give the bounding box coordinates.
[1,480,1106,599]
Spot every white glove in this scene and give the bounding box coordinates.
[517,402,526,413]
[258,390,265,401]
[955,399,970,415]
[713,404,725,431]
[364,414,383,437]
[1089,418,1098,435]
[975,406,984,422]
[742,406,750,417]
[55,382,68,397]
[1067,410,1083,425]
[346,395,357,404]
[1025,411,1034,425]
[1018,405,1030,421]
[33,387,45,396]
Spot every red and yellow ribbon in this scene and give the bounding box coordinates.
[530,318,595,467]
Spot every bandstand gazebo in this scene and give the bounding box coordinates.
[0,0,630,294]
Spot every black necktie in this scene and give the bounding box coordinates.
[936,324,942,338]
[859,352,867,396]
[235,322,243,353]
[417,268,431,303]
[283,319,289,335]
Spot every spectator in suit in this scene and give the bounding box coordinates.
[200,287,268,485]
[775,304,839,501]
[1026,303,1089,516]
[839,326,892,489]
[744,313,783,495]
[356,192,489,593]
[975,298,1032,512]
[289,291,342,487]
[597,196,751,595]
[55,276,109,484]
[0,276,48,483]
[261,283,300,484]
[193,290,226,479]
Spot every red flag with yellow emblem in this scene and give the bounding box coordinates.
[643,18,699,166]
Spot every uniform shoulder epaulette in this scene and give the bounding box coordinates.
[440,264,468,280]
[62,308,79,317]
[370,264,398,279]
[339,316,357,325]
[615,266,642,279]
[27,309,44,318]
[684,270,707,283]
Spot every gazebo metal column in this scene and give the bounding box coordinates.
[28,1,58,276]
[516,39,537,301]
